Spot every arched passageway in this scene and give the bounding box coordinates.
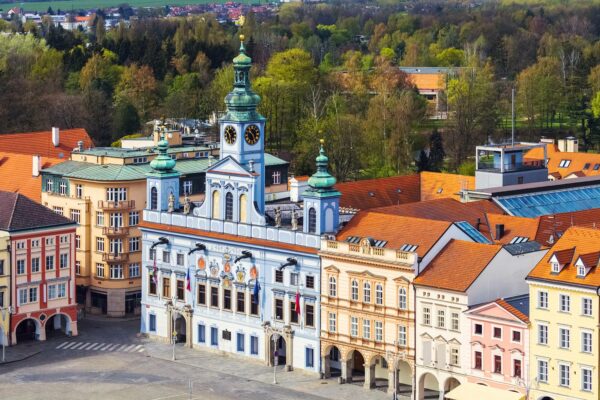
[418,373,440,400]
[44,313,71,339]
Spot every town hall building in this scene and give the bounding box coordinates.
[139,36,340,373]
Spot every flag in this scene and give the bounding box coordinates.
[295,290,301,315]
[186,267,191,292]
[152,254,158,285]
[253,280,260,304]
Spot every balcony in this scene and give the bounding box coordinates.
[98,200,135,210]
[102,226,130,236]
[476,161,545,173]
[102,252,129,263]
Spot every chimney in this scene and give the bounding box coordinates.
[290,176,309,203]
[32,155,41,177]
[52,127,60,147]
[77,140,84,152]
[495,224,505,240]
[566,136,578,152]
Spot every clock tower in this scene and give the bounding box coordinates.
[219,35,266,212]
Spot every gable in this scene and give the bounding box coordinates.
[207,156,253,178]
[468,303,524,324]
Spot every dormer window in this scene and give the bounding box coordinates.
[551,262,561,273]
[558,159,571,168]
[400,244,418,252]
[578,265,587,277]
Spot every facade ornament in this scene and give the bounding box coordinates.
[248,159,255,173]
[168,192,175,213]
[291,210,298,231]
[183,195,191,215]
[274,207,282,227]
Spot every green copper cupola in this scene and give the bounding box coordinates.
[306,139,339,193]
[149,135,176,173]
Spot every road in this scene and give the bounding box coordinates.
[0,318,391,400]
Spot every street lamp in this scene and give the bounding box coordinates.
[264,323,280,384]
[0,306,13,363]
[166,295,183,361]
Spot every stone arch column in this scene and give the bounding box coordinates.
[166,303,193,348]
[263,323,294,371]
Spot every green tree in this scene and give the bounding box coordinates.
[428,128,445,172]
[114,64,158,122]
[113,100,140,138]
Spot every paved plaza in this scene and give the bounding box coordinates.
[0,318,396,400]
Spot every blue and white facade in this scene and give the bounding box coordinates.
[139,38,340,373]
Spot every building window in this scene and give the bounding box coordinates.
[148,315,156,332]
[582,331,592,353]
[493,327,502,339]
[375,321,383,341]
[250,289,259,316]
[18,288,27,305]
[48,284,57,300]
[96,212,104,226]
[237,333,245,352]
[290,272,299,286]
[45,237,54,246]
[225,192,233,221]
[76,184,83,198]
[538,324,548,345]
[16,259,25,275]
[235,291,245,313]
[398,287,407,309]
[474,351,482,369]
[423,307,431,326]
[53,206,63,215]
[177,280,185,301]
[110,264,123,279]
[250,336,259,355]
[350,317,358,337]
[451,313,459,331]
[305,275,314,289]
[474,323,483,335]
[96,237,105,252]
[149,275,157,295]
[75,261,81,275]
[328,312,336,332]
[305,304,314,327]
[450,348,459,366]
[582,367,593,391]
[538,291,548,309]
[275,270,283,283]
[559,294,570,312]
[437,310,445,328]
[198,324,205,343]
[75,235,80,249]
[210,327,218,346]
[183,181,192,195]
[33,257,41,273]
[272,171,281,185]
[128,263,140,278]
[70,209,80,223]
[150,187,157,210]
[513,359,522,378]
[163,277,171,298]
[375,284,383,305]
[351,280,358,301]
[275,299,284,320]
[46,255,55,270]
[106,187,127,202]
[582,297,593,316]
[129,237,140,252]
[176,253,184,266]
[558,159,571,168]
[494,355,502,374]
[211,287,218,308]
[129,211,139,226]
[512,330,521,342]
[308,208,316,233]
[96,263,105,278]
[305,347,314,368]
[60,253,68,269]
[223,289,231,310]
[110,212,123,228]
[559,327,570,349]
[59,181,67,195]
[149,249,156,261]
[0,291,3,308]
[362,319,370,339]
[538,360,548,383]
[290,300,299,324]
[109,239,123,254]
[559,364,570,387]
[328,276,337,297]
[578,265,587,277]
[363,282,371,303]
[162,250,170,263]
[46,179,53,192]
[197,284,206,305]
[398,325,407,346]
[29,287,38,303]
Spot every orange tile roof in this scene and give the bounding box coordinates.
[0,153,62,202]
[486,213,540,244]
[0,128,93,159]
[525,144,600,179]
[535,208,600,246]
[336,174,420,211]
[407,73,446,91]
[496,298,530,323]
[336,211,452,257]
[414,240,502,292]
[527,226,600,288]
[420,171,474,201]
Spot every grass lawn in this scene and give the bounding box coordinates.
[0,0,263,13]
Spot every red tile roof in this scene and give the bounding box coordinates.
[0,191,74,232]
[535,208,600,246]
[0,153,63,202]
[577,251,600,268]
[0,128,93,159]
[420,171,474,201]
[414,240,502,292]
[486,213,540,244]
[496,298,530,323]
[336,174,420,211]
[551,247,576,265]
[526,144,600,179]
[336,211,452,257]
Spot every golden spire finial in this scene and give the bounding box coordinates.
[320,138,325,145]
[239,34,245,42]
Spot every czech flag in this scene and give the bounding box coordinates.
[295,290,301,315]
[253,280,260,304]
[186,267,191,292]
[152,256,158,285]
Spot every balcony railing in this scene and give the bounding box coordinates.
[98,200,135,210]
[102,226,130,236]
[102,252,129,263]
[477,161,545,173]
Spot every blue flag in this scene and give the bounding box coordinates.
[253,280,260,304]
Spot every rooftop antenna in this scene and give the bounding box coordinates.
[511,87,515,147]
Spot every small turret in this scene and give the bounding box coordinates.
[146,127,181,212]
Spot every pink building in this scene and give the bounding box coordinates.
[464,295,529,394]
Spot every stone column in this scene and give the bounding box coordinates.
[364,363,375,389]
[341,358,350,383]
[387,368,396,394]
[185,308,193,348]
[284,326,294,371]
[438,389,445,400]
[322,354,331,378]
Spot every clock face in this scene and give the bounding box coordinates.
[244,124,260,145]
[224,125,237,145]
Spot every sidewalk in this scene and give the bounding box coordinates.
[143,340,394,400]
[0,342,43,364]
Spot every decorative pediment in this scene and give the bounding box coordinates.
[348,270,386,280]
[420,332,433,340]
[509,348,524,355]
[449,338,461,345]
[489,344,505,352]
[393,276,411,284]
[207,156,253,178]
[434,335,448,343]
[470,340,485,348]
[324,265,340,273]
[224,183,235,190]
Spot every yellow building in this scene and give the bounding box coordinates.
[0,231,9,347]
[527,227,600,400]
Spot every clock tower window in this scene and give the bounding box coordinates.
[225,192,234,221]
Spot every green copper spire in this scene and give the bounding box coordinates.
[150,132,176,173]
[306,139,339,193]
[223,34,263,122]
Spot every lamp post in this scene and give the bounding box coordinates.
[0,306,13,363]
[264,323,280,384]
[386,342,408,400]
[167,295,183,361]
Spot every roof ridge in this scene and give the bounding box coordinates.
[6,192,18,230]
